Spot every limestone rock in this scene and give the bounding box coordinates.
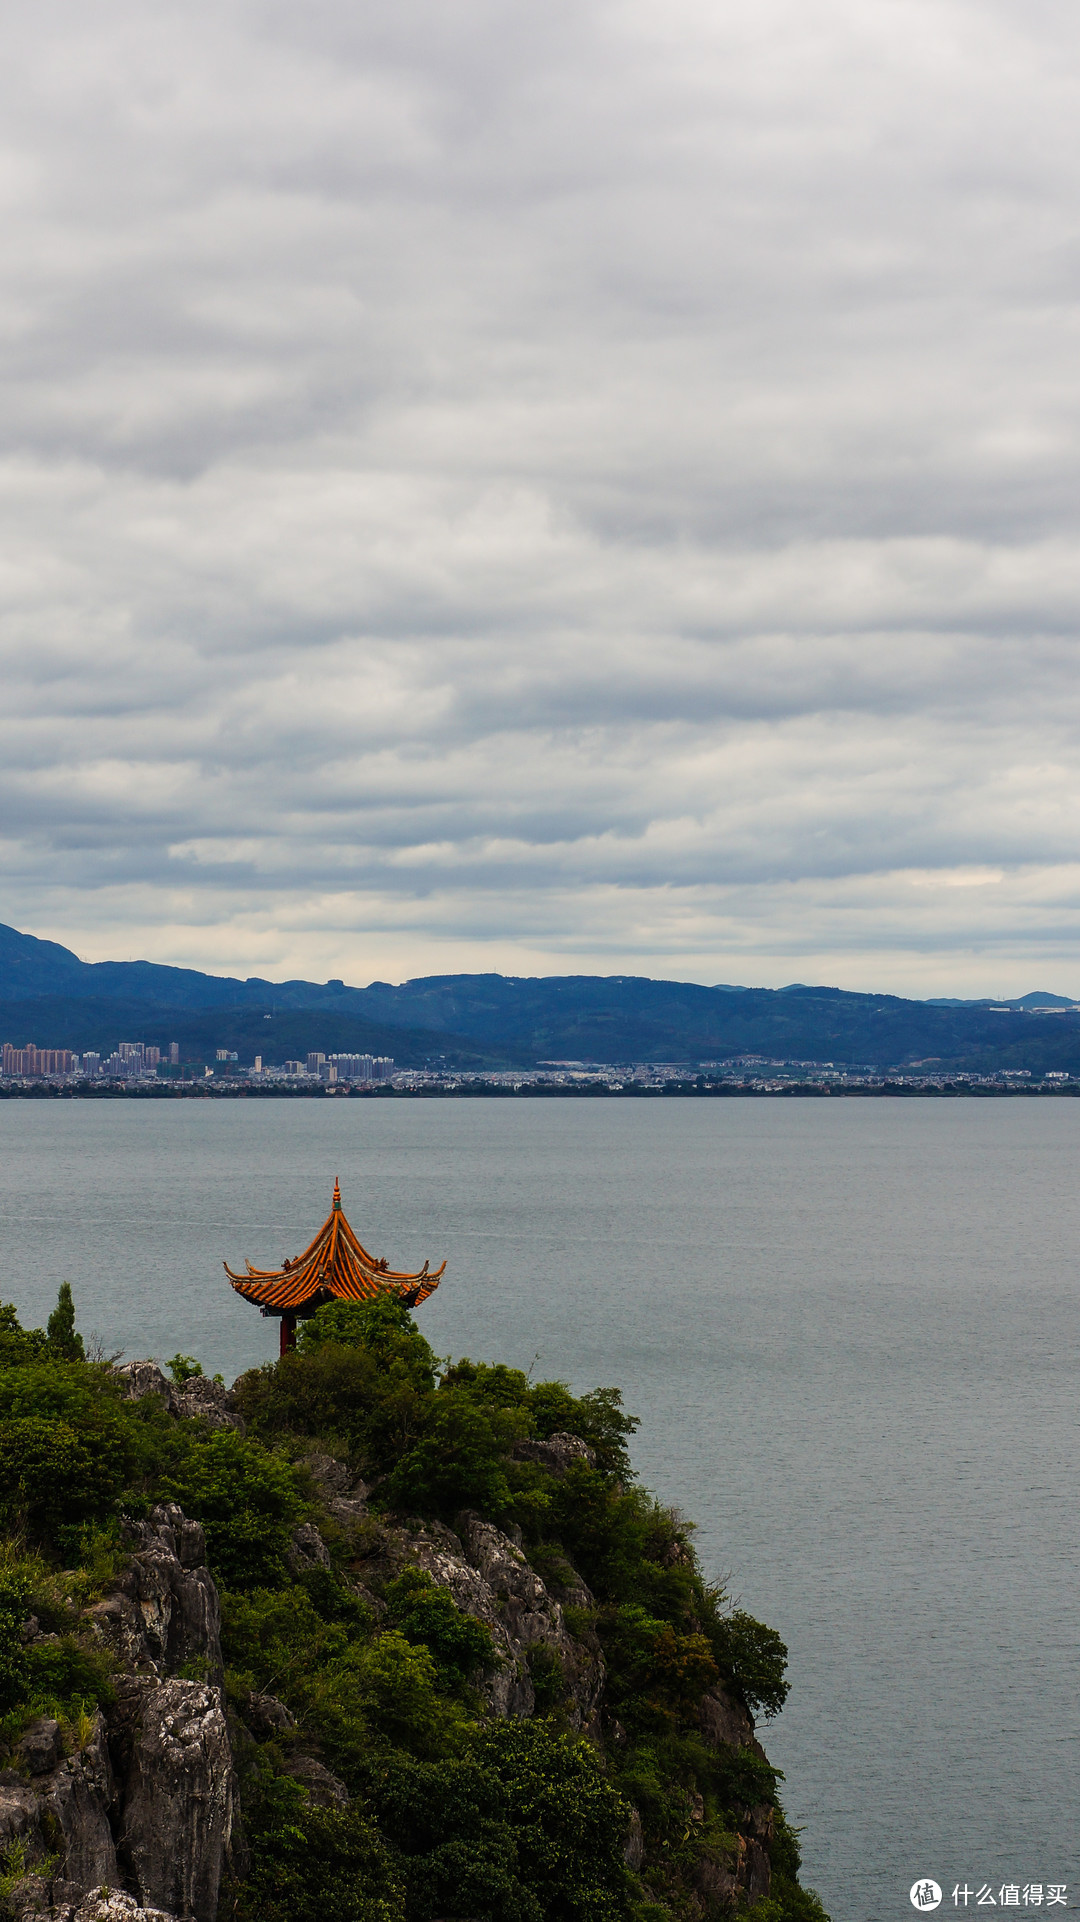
[173,1375,244,1432]
[43,1718,119,1892]
[0,1714,119,1901]
[402,1512,604,1728]
[512,1432,597,1475]
[11,1884,181,1922]
[692,1805,773,1907]
[20,1719,63,1776]
[243,1691,296,1741]
[72,1895,179,1922]
[287,1755,349,1807]
[286,1521,331,1573]
[115,1677,234,1922]
[624,1806,644,1870]
[88,1504,222,1682]
[114,1362,242,1431]
[698,1686,756,1751]
[114,1360,176,1413]
[306,1451,370,1529]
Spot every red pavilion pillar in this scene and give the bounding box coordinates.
[279,1312,297,1358]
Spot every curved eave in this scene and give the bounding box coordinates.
[224,1258,445,1311]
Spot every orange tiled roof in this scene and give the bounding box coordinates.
[224,1178,445,1314]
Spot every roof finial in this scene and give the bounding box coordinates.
[332,1177,341,1210]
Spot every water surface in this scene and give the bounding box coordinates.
[1,1095,1076,1921]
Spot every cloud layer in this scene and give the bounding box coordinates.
[3,0,1080,992]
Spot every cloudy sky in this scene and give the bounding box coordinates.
[3,0,1080,994]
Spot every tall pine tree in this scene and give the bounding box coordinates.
[46,1282,85,1361]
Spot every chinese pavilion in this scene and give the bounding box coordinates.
[225,1178,445,1355]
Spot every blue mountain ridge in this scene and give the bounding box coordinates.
[1,921,1078,1072]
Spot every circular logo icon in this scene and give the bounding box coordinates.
[910,1882,943,1912]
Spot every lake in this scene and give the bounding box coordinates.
[1,1094,1076,1920]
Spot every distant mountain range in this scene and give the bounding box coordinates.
[1,920,1079,1074]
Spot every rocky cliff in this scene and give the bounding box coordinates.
[1,1495,234,1922]
[0,1300,825,1922]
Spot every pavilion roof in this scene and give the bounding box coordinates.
[224,1179,445,1315]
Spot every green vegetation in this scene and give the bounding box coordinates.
[0,1286,828,1921]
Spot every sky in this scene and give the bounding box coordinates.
[3,0,1080,996]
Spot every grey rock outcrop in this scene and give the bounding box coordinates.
[19,1718,64,1776]
[5,1504,234,1922]
[172,1376,244,1432]
[698,1685,756,1751]
[11,1882,180,1922]
[115,1363,243,1432]
[403,1511,604,1728]
[512,1432,596,1475]
[286,1521,331,1573]
[0,1714,118,1895]
[243,1692,296,1742]
[87,1504,222,1683]
[306,1451,370,1529]
[115,1360,177,1412]
[114,1678,234,1922]
[692,1802,773,1907]
[285,1756,349,1809]
[695,1684,774,1902]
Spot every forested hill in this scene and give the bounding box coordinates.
[0,1287,828,1922]
[1,919,1078,1070]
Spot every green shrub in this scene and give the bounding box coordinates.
[25,1634,114,1712]
[298,1296,437,1390]
[705,1608,790,1720]
[231,1767,404,1922]
[0,1569,30,1714]
[236,1301,438,1475]
[162,1429,305,1589]
[600,1604,719,1732]
[383,1568,496,1692]
[380,1393,522,1522]
[543,1465,654,1601]
[221,1584,332,1695]
[372,1721,632,1922]
[0,1363,145,1554]
[440,1364,639,1482]
[0,1417,123,1538]
[0,1303,46,1368]
[356,1630,458,1756]
[166,1354,203,1385]
[526,1643,566,1713]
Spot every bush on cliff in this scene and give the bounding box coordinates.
[161,1426,305,1589]
[370,1721,632,1922]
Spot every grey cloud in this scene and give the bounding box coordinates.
[2,0,1080,988]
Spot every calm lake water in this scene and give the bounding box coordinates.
[1,1095,1077,1921]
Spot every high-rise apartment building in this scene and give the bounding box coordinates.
[1,1044,74,1076]
[321,1053,396,1082]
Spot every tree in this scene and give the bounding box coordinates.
[45,1283,84,1362]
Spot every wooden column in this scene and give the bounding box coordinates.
[279,1312,297,1358]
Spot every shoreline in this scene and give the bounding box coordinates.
[1,1080,1079,1100]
